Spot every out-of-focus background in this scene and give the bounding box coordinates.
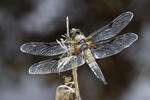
[0,0,150,100]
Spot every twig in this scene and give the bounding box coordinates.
[66,16,70,38]
[72,62,81,100]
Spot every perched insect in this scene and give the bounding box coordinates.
[20,12,138,85]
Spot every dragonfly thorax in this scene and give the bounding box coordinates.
[78,39,88,50]
[80,44,88,50]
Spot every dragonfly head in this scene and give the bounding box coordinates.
[70,28,81,39]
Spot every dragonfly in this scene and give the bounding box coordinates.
[20,12,138,85]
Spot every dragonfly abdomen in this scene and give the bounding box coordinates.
[83,49,107,85]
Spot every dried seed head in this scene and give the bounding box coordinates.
[55,85,75,100]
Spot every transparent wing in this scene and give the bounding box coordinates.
[88,12,133,43]
[29,53,85,74]
[20,42,66,56]
[91,33,138,59]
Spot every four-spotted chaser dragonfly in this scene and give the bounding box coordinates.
[20,12,138,85]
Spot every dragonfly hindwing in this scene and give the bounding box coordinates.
[29,53,85,74]
[91,33,138,59]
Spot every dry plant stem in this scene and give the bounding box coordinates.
[72,67,81,100]
[66,17,81,100]
[66,16,70,38]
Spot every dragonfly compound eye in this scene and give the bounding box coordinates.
[70,32,76,39]
[75,29,81,34]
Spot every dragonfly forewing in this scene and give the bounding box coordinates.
[20,42,66,56]
[88,12,133,43]
[29,53,85,74]
[91,33,138,59]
